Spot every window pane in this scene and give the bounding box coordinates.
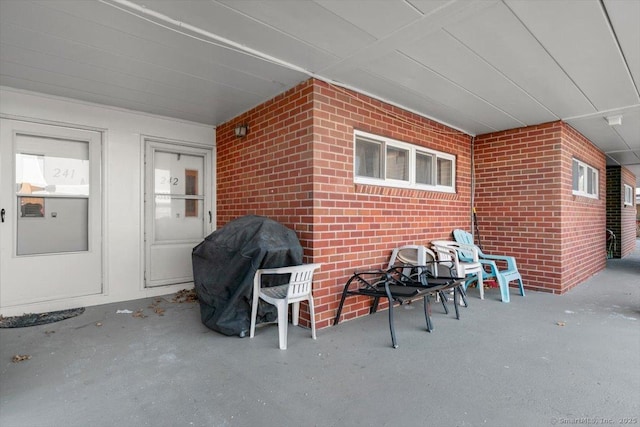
[572,160,579,191]
[155,197,203,241]
[587,168,594,194]
[17,198,88,255]
[578,165,585,192]
[416,152,434,185]
[386,146,409,181]
[355,138,382,178]
[15,135,90,255]
[185,169,199,217]
[437,157,453,187]
[154,152,203,196]
[16,139,90,197]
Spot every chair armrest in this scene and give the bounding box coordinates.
[479,253,517,270]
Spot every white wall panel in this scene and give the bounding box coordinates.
[0,87,215,316]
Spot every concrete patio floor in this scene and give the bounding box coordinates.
[1,241,639,427]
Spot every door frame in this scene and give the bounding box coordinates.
[142,135,215,289]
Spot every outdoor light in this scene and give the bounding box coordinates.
[606,115,623,126]
[234,124,249,137]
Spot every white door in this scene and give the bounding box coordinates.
[0,119,102,307]
[145,140,213,287]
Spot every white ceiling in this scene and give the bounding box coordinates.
[1,0,639,184]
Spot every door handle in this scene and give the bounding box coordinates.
[1,208,4,223]
[208,210,212,224]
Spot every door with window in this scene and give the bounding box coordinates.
[145,140,213,287]
[0,119,102,307]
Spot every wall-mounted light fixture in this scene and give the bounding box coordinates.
[234,124,249,138]
[605,115,623,126]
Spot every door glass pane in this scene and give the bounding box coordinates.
[16,137,90,196]
[153,151,204,242]
[185,169,199,217]
[155,197,203,241]
[15,135,90,255]
[386,146,409,181]
[17,197,88,255]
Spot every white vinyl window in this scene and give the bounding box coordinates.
[624,184,633,206]
[354,131,455,192]
[572,158,598,198]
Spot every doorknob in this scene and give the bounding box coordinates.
[208,210,212,224]
[1,208,5,223]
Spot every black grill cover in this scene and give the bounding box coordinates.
[191,215,303,337]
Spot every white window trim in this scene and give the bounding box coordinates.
[572,158,599,199]
[623,184,633,206]
[354,130,456,193]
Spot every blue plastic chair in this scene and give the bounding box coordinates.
[452,229,525,303]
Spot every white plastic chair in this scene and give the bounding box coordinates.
[249,263,321,350]
[388,244,457,309]
[388,244,438,276]
[431,240,484,299]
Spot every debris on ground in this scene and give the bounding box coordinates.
[556,321,566,326]
[116,309,133,314]
[148,299,165,316]
[44,330,55,336]
[172,289,198,303]
[96,322,103,327]
[132,309,147,319]
[12,354,31,363]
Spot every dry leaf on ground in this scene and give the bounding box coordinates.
[132,309,147,318]
[172,289,198,303]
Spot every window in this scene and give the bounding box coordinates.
[185,169,199,217]
[354,131,455,192]
[624,184,634,206]
[572,158,598,198]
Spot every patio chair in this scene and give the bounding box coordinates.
[249,263,321,350]
[431,240,484,300]
[333,264,466,348]
[452,229,525,303]
[388,245,468,311]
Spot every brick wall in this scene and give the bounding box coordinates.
[311,80,471,328]
[474,122,606,294]
[559,123,607,292]
[606,166,622,257]
[217,78,472,329]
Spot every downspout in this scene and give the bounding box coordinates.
[470,135,475,238]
